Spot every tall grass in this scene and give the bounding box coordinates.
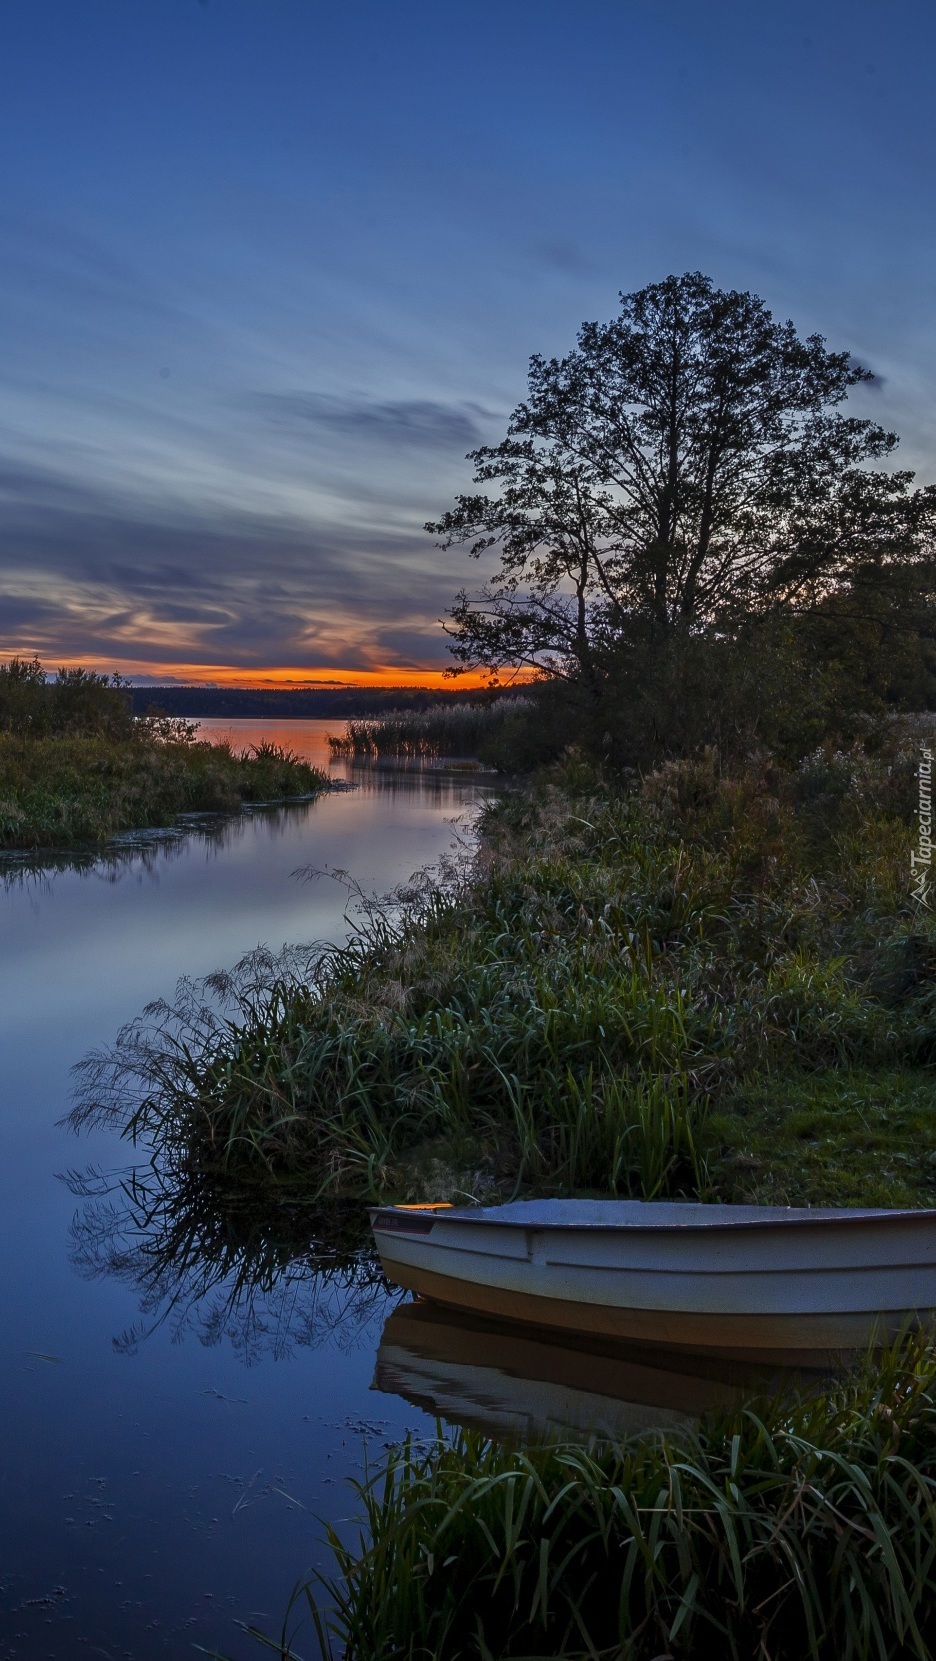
[329,696,534,761]
[69,729,936,1212]
[271,1336,936,1660]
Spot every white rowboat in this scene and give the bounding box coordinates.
[370,1198,936,1359]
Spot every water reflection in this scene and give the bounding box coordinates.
[0,767,493,892]
[64,1125,826,1447]
[0,722,498,1658]
[66,1160,390,1364]
[373,1300,818,1442]
[344,761,498,804]
[0,799,331,888]
[65,1152,803,1444]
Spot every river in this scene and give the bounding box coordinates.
[0,721,495,1659]
[0,720,762,1658]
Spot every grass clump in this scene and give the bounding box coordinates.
[272,1338,936,1660]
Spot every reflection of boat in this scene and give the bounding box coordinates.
[370,1198,936,1360]
[372,1299,778,1440]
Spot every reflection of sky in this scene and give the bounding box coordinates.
[1,0,935,680]
[0,768,480,1654]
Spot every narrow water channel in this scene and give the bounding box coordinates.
[0,722,493,1659]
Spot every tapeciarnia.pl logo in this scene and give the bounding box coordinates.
[912,745,933,907]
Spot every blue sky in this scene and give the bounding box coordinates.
[1,0,935,682]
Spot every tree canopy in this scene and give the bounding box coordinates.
[429,272,936,686]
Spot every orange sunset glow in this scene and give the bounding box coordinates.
[19,654,531,691]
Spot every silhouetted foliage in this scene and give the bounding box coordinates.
[0,656,134,737]
[429,273,936,756]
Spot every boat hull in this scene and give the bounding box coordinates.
[384,1256,921,1358]
[371,1200,936,1358]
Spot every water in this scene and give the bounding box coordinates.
[0,720,772,1657]
[0,721,493,1659]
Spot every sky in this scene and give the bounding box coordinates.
[1,0,935,687]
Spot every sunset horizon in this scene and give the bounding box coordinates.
[0,651,508,691]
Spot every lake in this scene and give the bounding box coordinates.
[0,721,496,1659]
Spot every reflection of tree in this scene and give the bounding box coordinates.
[64,1161,391,1365]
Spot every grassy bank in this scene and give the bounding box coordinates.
[0,658,328,849]
[69,724,936,1660]
[72,725,936,1211]
[0,727,327,848]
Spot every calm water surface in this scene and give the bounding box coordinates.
[1,720,767,1658]
[0,722,493,1659]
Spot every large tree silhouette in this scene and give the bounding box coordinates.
[429,273,936,683]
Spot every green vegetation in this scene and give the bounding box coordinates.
[0,657,327,848]
[72,722,936,1213]
[278,1338,936,1661]
[73,727,936,1660]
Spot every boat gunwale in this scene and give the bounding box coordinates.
[370,1204,936,1235]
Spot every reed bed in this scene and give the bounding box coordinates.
[268,1336,936,1661]
[329,696,534,760]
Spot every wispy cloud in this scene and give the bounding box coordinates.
[255,392,491,454]
[0,449,463,670]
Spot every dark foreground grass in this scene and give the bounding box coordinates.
[249,1337,936,1661]
[0,727,327,848]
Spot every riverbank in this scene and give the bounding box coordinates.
[76,726,935,1213]
[0,660,330,849]
[303,1337,936,1660]
[0,726,328,848]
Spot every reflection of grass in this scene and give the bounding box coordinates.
[65,1160,385,1362]
[0,729,327,848]
[253,1337,936,1660]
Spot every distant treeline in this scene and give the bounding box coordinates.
[129,685,504,719]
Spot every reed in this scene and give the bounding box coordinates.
[265,1335,936,1661]
[328,697,534,761]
